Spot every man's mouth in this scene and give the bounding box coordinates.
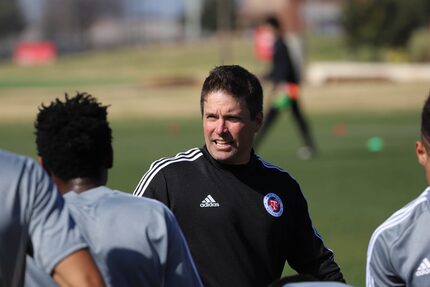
[213,139,233,147]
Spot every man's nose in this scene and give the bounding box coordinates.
[215,119,227,134]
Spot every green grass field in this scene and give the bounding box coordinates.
[0,36,428,286]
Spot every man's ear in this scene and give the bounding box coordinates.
[416,140,427,166]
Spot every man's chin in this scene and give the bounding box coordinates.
[208,146,234,161]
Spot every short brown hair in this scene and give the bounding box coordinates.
[200,65,263,120]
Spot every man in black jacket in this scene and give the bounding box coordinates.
[255,16,316,160]
[134,65,344,287]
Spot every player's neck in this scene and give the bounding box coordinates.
[63,177,104,194]
[52,173,107,194]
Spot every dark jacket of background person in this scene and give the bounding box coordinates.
[269,36,299,85]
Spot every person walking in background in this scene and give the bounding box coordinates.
[255,16,316,160]
[366,92,430,286]
[134,65,345,287]
[0,149,105,287]
[32,92,202,287]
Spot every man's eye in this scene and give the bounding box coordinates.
[227,117,240,122]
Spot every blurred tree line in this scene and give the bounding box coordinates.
[0,0,235,52]
[201,0,237,32]
[42,0,121,50]
[342,0,430,61]
[0,0,120,38]
[0,0,121,51]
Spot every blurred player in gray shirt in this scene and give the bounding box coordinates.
[366,92,430,286]
[32,92,202,287]
[0,149,105,287]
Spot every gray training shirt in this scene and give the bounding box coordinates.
[0,149,87,287]
[25,256,58,287]
[63,186,203,287]
[366,187,430,287]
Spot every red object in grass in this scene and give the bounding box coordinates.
[332,123,348,137]
[14,41,57,65]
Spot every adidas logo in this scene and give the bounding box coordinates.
[415,258,430,277]
[200,195,220,208]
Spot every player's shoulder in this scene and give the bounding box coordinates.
[255,155,296,181]
[68,186,171,217]
[0,148,23,161]
[148,147,204,172]
[134,148,204,197]
[107,187,170,213]
[0,149,36,171]
[0,149,48,192]
[117,191,175,224]
[369,187,430,247]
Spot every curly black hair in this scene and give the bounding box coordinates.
[200,65,263,120]
[35,92,112,181]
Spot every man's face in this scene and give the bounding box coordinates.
[202,91,262,165]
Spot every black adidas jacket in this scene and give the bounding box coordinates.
[134,146,344,287]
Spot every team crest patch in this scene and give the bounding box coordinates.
[263,193,284,217]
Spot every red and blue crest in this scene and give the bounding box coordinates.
[263,193,284,217]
